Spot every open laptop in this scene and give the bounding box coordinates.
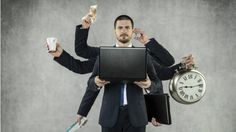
[99,46,147,82]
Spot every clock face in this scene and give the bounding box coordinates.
[176,71,206,103]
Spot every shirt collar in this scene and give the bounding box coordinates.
[116,42,133,47]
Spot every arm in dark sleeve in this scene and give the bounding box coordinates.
[145,38,175,66]
[74,25,99,59]
[77,56,101,116]
[53,50,95,74]
[77,87,100,116]
[146,54,163,94]
[153,60,182,80]
[87,56,102,91]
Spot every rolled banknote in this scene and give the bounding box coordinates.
[66,117,88,132]
[89,5,97,23]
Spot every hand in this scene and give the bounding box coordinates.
[134,75,151,89]
[45,42,63,57]
[181,54,195,69]
[76,114,84,125]
[133,28,150,44]
[95,76,110,87]
[81,14,92,29]
[151,117,161,126]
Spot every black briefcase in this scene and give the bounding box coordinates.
[144,93,172,125]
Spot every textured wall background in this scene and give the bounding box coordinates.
[1,0,236,132]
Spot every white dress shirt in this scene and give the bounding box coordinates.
[116,42,133,106]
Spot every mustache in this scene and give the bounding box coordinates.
[120,34,128,37]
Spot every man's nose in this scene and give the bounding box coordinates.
[121,28,127,33]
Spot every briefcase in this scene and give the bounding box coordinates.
[144,93,172,125]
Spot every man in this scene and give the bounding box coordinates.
[47,14,194,128]
[48,42,194,128]
[83,15,161,132]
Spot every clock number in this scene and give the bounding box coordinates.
[183,76,187,81]
[197,79,202,83]
[179,82,184,85]
[195,94,199,97]
[190,95,193,100]
[199,84,203,88]
[188,74,193,79]
[178,87,183,90]
[194,75,197,80]
[184,94,189,99]
[198,89,203,93]
[180,91,185,96]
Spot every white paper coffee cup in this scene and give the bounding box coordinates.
[46,37,57,52]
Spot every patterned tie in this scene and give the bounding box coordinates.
[120,83,124,106]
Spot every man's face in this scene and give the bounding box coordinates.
[114,20,133,45]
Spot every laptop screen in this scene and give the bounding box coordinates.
[99,47,147,82]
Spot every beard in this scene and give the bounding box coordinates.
[117,34,131,43]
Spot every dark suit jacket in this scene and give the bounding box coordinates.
[85,53,161,127]
[53,25,181,122]
[53,51,181,119]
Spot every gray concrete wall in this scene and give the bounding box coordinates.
[1,0,236,132]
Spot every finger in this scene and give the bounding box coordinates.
[133,28,141,33]
[185,60,194,65]
[155,122,161,126]
[186,56,194,61]
[85,15,92,22]
[82,16,91,24]
[139,30,145,36]
[84,19,91,25]
[151,118,157,125]
[134,81,143,85]
[104,81,110,85]
[152,118,161,126]
[97,80,106,83]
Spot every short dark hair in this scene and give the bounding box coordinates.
[114,15,134,29]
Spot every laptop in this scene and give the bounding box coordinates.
[99,46,147,82]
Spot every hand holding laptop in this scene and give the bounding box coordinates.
[134,75,151,89]
[95,76,110,87]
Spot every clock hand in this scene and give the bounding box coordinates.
[181,85,202,89]
[191,84,203,88]
[182,86,191,88]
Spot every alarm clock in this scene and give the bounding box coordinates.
[169,68,206,104]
